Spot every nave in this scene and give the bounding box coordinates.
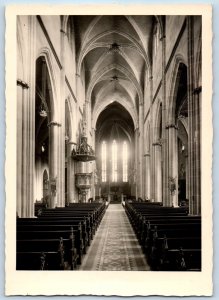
[79,204,150,271]
[16,200,201,271]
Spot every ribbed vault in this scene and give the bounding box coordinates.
[66,15,156,121]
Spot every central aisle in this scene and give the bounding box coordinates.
[79,204,150,271]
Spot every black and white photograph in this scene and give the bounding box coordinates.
[5,4,212,296]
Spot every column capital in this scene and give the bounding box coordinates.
[152,141,162,147]
[47,121,62,127]
[166,124,178,130]
[193,86,202,95]
[67,141,77,145]
[17,79,29,89]
[144,153,150,157]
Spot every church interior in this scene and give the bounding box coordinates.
[16,15,202,271]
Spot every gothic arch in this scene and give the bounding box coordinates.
[36,48,58,121]
[167,55,187,124]
[93,99,138,131]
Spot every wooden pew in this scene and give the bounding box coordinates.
[17,223,84,264]
[16,237,75,270]
[16,252,60,270]
[124,201,201,271]
[16,203,107,270]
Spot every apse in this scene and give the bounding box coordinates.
[95,102,135,201]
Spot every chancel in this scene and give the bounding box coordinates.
[16,15,202,271]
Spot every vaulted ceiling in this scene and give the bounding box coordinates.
[66,15,159,142]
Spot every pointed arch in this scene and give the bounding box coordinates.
[167,55,187,124]
[93,99,138,131]
[36,47,59,121]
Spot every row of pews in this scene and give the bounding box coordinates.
[124,202,201,271]
[16,203,106,270]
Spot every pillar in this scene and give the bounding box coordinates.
[48,121,61,208]
[134,128,139,199]
[17,80,29,217]
[185,152,189,199]
[91,128,96,200]
[161,31,170,207]
[144,153,151,200]
[149,76,155,201]
[187,16,201,215]
[167,124,178,207]
[67,141,76,203]
[58,27,67,208]
[152,142,162,203]
[139,104,144,198]
[25,16,36,218]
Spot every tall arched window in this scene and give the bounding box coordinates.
[123,141,128,182]
[112,140,117,182]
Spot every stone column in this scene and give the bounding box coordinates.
[67,141,76,203]
[139,104,144,198]
[167,124,178,207]
[144,153,151,200]
[187,16,201,215]
[91,165,96,200]
[58,27,67,208]
[152,142,162,203]
[185,152,189,199]
[161,33,170,207]
[91,128,96,200]
[134,128,139,199]
[17,80,29,217]
[193,87,201,214]
[188,86,201,214]
[25,16,36,218]
[48,121,61,208]
[148,76,155,201]
[17,82,23,217]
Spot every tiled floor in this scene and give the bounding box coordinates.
[79,204,150,271]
